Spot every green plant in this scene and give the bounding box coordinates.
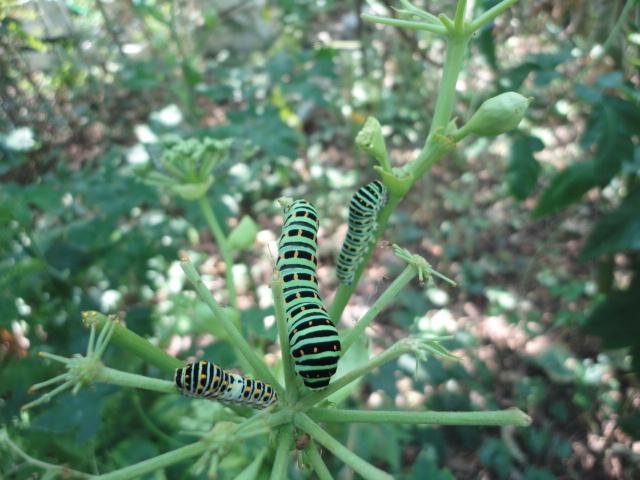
[2,1,536,477]
[494,0,640,372]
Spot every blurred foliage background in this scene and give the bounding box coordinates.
[1,0,639,478]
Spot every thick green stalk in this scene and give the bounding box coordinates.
[308,407,532,427]
[304,441,334,480]
[181,259,284,395]
[270,425,293,480]
[341,265,416,354]
[95,440,209,480]
[297,341,410,409]
[429,33,469,134]
[272,273,299,403]
[198,197,238,309]
[295,413,393,480]
[96,366,176,394]
[84,312,181,374]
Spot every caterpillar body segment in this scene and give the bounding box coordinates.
[277,200,341,389]
[336,180,388,285]
[174,361,278,409]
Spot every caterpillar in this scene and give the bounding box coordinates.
[336,180,388,285]
[174,361,278,409]
[277,199,341,389]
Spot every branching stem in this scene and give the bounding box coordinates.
[82,312,182,375]
[295,413,393,480]
[297,340,410,409]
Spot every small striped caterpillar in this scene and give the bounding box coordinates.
[174,361,277,409]
[336,180,388,285]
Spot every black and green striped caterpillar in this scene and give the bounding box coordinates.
[336,180,388,285]
[277,199,341,389]
[174,361,278,409]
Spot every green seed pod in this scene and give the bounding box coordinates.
[356,116,391,172]
[228,215,259,251]
[455,92,531,139]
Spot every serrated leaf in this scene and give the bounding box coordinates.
[581,189,640,259]
[507,133,544,200]
[533,162,598,217]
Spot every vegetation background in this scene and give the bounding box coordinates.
[1,0,639,478]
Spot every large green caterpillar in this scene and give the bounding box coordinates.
[336,180,388,284]
[277,199,341,389]
[174,361,278,409]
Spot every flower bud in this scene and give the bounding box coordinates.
[228,215,259,251]
[356,116,390,172]
[457,92,531,139]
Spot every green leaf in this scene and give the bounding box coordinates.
[584,279,640,350]
[581,189,640,259]
[506,133,544,200]
[590,101,634,182]
[533,162,598,217]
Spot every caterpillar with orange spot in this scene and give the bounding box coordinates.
[277,200,341,389]
[174,361,277,409]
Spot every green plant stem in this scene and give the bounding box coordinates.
[297,341,410,409]
[180,259,284,395]
[1,430,92,479]
[294,413,393,480]
[304,441,334,480]
[308,407,532,427]
[361,13,447,35]
[454,0,468,31]
[272,273,299,403]
[329,19,468,323]
[429,34,469,134]
[83,312,181,374]
[198,197,238,309]
[270,425,293,480]
[95,440,209,480]
[341,265,416,354]
[96,366,176,394]
[468,0,519,32]
[408,131,457,179]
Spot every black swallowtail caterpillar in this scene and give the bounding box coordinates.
[174,361,278,409]
[277,199,341,389]
[336,180,388,285]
